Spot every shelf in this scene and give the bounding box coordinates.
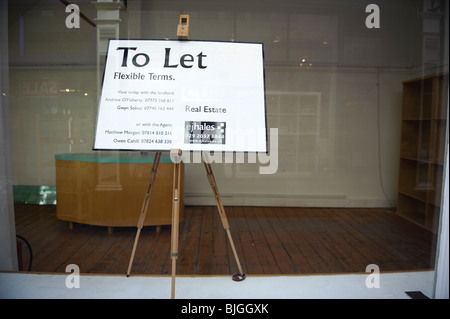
[400,120,431,161]
[397,157,429,202]
[397,193,426,226]
[396,73,448,233]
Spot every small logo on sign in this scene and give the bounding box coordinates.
[185,121,226,145]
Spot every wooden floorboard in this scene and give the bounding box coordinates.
[13,204,437,276]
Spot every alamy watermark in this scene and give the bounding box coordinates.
[66,4,381,30]
[171,127,279,175]
[65,264,380,290]
[65,4,80,29]
[365,264,380,288]
[65,264,80,288]
[365,4,380,29]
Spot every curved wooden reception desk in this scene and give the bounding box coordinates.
[55,152,184,230]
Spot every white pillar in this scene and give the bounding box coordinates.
[92,0,124,104]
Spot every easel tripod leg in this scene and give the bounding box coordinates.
[201,153,246,281]
[226,229,245,279]
[126,152,162,277]
[170,149,182,299]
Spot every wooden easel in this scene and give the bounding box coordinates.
[127,16,244,298]
[126,149,246,299]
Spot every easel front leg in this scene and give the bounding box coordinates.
[201,152,246,281]
[170,149,183,299]
[127,152,162,277]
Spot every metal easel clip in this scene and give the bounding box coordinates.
[177,14,189,40]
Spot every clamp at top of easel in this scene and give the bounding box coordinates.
[170,149,183,163]
[177,14,189,40]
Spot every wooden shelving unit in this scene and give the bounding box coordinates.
[396,73,448,233]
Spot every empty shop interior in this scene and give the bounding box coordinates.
[1,0,449,299]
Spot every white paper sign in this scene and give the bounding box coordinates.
[93,40,266,152]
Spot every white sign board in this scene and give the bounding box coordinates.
[93,40,266,152]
